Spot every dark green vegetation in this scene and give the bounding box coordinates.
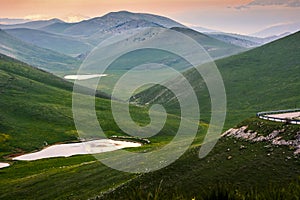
[0,53,199,200]
[1,117,300,199]
[132,31,300,129]
[99,180,300,200]
[0,53,186,158]
[0,29,80,72]
[0,54,77,158]
[0,155,135,199]
[99,118,300,199]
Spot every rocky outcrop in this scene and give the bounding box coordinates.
[222,126,300,155]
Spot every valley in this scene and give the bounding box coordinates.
[0,9,299,200]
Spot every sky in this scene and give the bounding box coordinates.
[1,0,300,34]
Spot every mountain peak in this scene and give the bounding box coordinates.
[48,18,64,23]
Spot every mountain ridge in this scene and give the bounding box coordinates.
[0,29,80,72]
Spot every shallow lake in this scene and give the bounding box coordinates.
[13,139,141,161]
[0,162,10,169]
[64,74,108,80]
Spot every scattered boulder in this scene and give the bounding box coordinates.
[222,126,300,155]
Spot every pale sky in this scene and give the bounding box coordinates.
[1,0,300,34]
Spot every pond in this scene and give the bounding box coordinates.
[64,74,108,80]
[12,139,141,161]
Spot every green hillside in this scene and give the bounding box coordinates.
[85,27,246,96]
[0,54,205,199]
[100,118,300,199]
[6,28,93,56]
[132,31,300,129]
[0,29,80,73]
[0,29,300,200]
[1,117,299,199]
[0,54,113,157]
[0,54,81,158]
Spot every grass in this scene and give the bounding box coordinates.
[97,180,300,200]
[99,128,300,199]
[0,53,207,199]
[1,31,300,199]
[0,155,135,200]
[132,31,300,130]
[0,53,194,158]
[2,117,299,199]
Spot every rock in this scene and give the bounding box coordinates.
[222,125,300,155]
[294,149,300,155]
[227,156,232,160]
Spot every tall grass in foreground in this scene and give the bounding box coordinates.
[97,178,300,200]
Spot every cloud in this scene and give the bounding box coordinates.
[234,5,250,10]
[246,0,300,7]
[61,14,90,23]
[24,14,50,21]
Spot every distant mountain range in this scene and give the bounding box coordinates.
[0,11,298,78]
[251,22,300,38]
[0,11,251,76]
[0,18,31,25]
[0,29,79,72]
[5,28,92,56]
[0,18,63,30]
[207,32,292,48]
[40,11,185,37]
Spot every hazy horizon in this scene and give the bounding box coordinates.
[1,0,300,35]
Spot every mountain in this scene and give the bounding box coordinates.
[0,18,63,30]
[41,11,185,37]
[207,32,263,48]
[207,32,293,48]
[5,28,93,56]
[251,22,300,38]
[0,29,80,73]
[74,27,246,95]
[189,25,219,33]
[172,27,245,58]
[131,31,300,128]
[0,18,31,25]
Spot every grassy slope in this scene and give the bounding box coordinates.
[6,28,93,56]
[91,27,246,96]
[100,118,300,199]
[0,29,80,73]
[0,54,204,199]
[0,54,78,157]
[132,31,300,129]
[0,32,300,200]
